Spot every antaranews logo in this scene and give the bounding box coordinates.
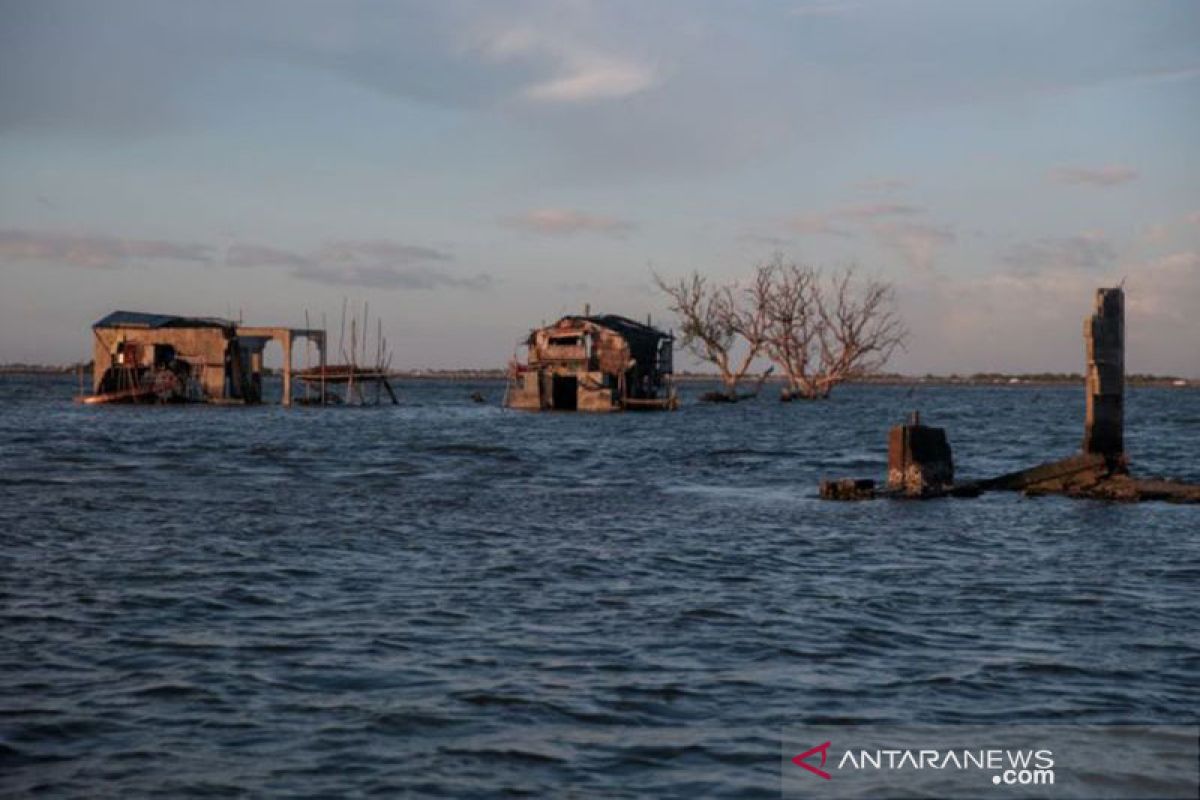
[791,741,832,780]
[790,741,1055,788]
[783,725,1200,800]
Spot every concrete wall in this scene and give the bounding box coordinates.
[1083,288,1124,456]
[92,326,231,398]
[506,371,542,410]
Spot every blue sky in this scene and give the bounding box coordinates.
[2,0,1198,374]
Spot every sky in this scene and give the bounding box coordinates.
[1,0,1198,375]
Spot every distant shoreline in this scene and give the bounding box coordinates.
[382,372,1196,388]
[3,364,1193,388]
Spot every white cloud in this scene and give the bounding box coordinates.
[784,203,922,238]
[1049,165,1138,187]
[836,203,923,220]
[872,222,956,275]
[226,239,485,291]
[501,208,636,237]
[0,229,211,268]
[855,177,913,192]
[790,1,861,17]
[901,251,1200,375]
[785,214,851,238]
[476,26,656,103]
[1002,231,1114,273]
[524,58,656,103]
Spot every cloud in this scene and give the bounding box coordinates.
[855,177,913,192]
[871,222,956,275]
[784,203,923,238]
[790,1,861,17]
[1049,165,1138,187]
[785,215,852,238]
[476,26,656,103]
[1137,211,1200,244]
[316,240,453,265]
[1142,222,1171,245]
[226,243,310,268]
[0,228,212,268]
[1122,251,1200,325]
[292,264,491,290]
[906,250,1200,375]
[836,203,922,220]
[226,238,485,290]
[739,231,795,248]
[525,58,656,103]
[1001,231,1115,273]
[501,208,636,237]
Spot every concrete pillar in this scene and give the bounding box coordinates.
[282,333,292,407]
[1083,288,1123,456]
[888,412,954,496]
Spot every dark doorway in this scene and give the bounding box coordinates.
[551,375,578,410]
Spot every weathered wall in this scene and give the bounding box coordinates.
[506,372,542,410]
[92,327,230,397]
[887,422,954,496]
[577,371,616,412]
[1083,288,1124,456]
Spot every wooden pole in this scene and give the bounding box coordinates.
[347,317,356,404]
[303,309,312,404]
[282,333,293,407]
[375,318,383,405]
[338,297,348,363]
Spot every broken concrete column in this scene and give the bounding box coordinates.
[1083,288,1124,456]
[888,412,954,496]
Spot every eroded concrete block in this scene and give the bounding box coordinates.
[887,414,954,496]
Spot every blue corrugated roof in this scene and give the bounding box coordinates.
[93,310,233,329]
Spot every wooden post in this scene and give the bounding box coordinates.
[1083,288,1123,456]
[319,330,327,406]
[282,332,292,407]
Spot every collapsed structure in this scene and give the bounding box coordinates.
[505,314,677,412]
[87,311,325,406]
[820,287,1200,503]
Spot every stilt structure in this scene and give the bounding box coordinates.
[81,311,324,406]
[293,301,397,405]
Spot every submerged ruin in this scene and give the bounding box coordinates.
[86,311,325,406]
[505,314,678,412]
[820,287,1200,504]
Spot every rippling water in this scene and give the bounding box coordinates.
[2,375,1198,797]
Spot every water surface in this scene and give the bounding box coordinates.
[2,376,1197,797]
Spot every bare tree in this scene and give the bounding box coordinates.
[654,271,769,400]
[758,256,819,399]
[761,261,907,399]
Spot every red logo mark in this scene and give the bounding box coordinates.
[792,741,832,780]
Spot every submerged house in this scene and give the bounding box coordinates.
[88,311,325,405]
[505,314,677,411]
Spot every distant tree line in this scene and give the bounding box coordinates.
[655,256,908,401]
